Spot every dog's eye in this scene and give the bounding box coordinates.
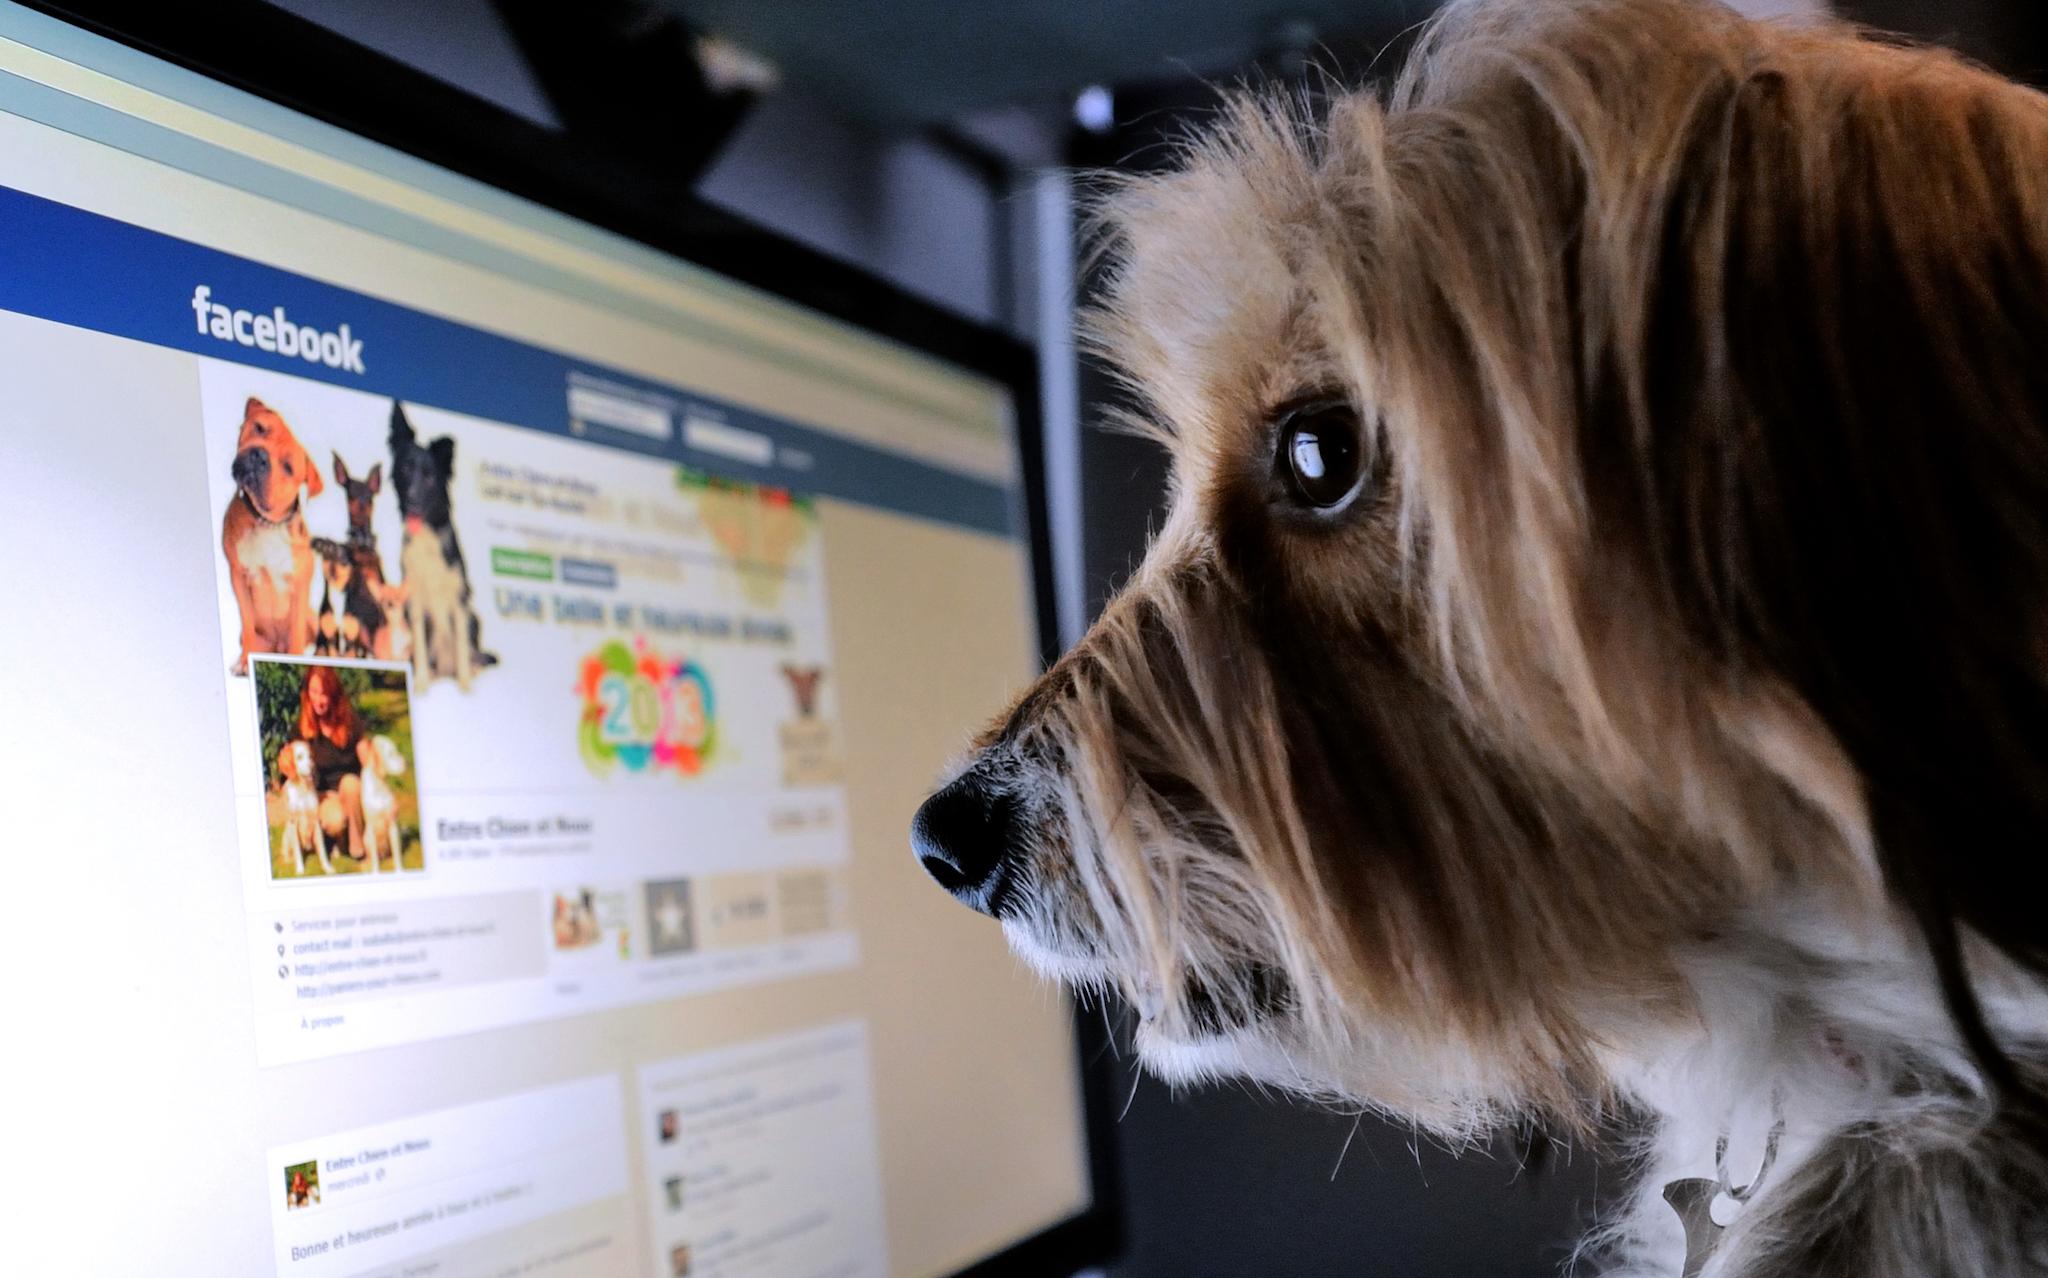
[1275,400,1365,510]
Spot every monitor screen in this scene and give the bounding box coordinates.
[0,7,1093,1276]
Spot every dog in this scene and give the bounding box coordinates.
[378,583,412,666]
[357,734,407,873]
[912,3,2048,1275]
[309,537,362,659]
[311,454,404,660]
[275,739,330,876]
[389,401,494,690]
[223,397,322,675]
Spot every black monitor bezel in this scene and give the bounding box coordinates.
[9,2,1121,1274]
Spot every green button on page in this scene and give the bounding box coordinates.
[492,547,554,579]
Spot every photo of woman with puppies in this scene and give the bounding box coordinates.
[282,1160,320,1211]
[256,657,422,879]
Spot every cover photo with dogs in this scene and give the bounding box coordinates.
[208,371,499,690]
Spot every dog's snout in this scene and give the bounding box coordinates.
[232,446,269,491]
[912,771,1022,916]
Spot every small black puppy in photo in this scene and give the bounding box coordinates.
[388,400,496,690]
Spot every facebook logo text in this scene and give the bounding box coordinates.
[190,285,365,373]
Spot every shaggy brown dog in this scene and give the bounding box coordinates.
[913,1,2048,1273]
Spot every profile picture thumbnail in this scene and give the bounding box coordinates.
[283,1160,321,1210]
[658,1108,679,1145]
[670,1243,693,1277]
[255,657,421,879]
[664,1175,685,1213]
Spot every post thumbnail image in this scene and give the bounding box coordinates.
[255,657,423,879]
[217,383,498,692]
[283,1160,321,1210]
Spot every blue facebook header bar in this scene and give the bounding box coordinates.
[0,182,1015,535]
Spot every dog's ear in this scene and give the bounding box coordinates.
[1618,45,2048,1085]
[1405,5,2048,1092]
[277,745,297,781]
[429,435,456,474]
[301,445,325,497]
[365,463,381,496]
[245,396,267,419]
[332,452,349,487]
[388,401,415,449]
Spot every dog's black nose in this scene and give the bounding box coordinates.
[231,447,268,490]
[912,771,1021,916]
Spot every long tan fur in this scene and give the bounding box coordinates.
[925,1,2048,1272]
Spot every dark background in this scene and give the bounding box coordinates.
[236,3,2048,1274]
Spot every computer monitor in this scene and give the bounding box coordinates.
[0,3,1111,1275]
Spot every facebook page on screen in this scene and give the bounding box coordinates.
[2,39,1091,1276]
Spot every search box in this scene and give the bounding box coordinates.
[568,384,671,440]
[684,415,775,466]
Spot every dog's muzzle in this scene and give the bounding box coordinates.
[232,446,270,496]
[911,767,1024,917]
